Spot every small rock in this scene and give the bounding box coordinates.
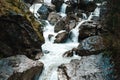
[54,32,68,43]
[63,50,73,57]
[48,34,54,40]
[48,12,61,25]
[54,20,66,32]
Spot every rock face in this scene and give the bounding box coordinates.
[0,15,44,59]
[0,55,43,80]
[54,32,68,43]
[58,54,112,80]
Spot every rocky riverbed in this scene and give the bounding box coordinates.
[0,0,118,80]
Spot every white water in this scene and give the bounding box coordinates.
[29,2,105,80]
[88,6,100,20]
[60,3,67,13]
[29,3,42,18]
[38,18,80,80]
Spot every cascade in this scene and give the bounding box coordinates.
[29,2,113,80]
[60,3,67,13]
[29,3,42,18]
[82,13,88,19]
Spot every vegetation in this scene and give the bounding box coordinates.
[0,0,44,42]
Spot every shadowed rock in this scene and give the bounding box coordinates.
[0,15,44,59]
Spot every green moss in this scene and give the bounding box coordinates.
[0,0,44,42]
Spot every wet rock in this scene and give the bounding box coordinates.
[0,15,44,59]
[78,27,97,41]
[66,12,79,22]
[78,1,97,12]
[0,55,43,80]
[54,32,68,43]
[23,0,34,4]
[54,20,66,32]
[69,0,78,9]
[47,3,56,12]
[78,21,99,41]
[51,0,64,12]
[47,12,61,25]
[71,36,106,56]
[65,5,74,14]
[76,10,83,18]
[65,20,76,32]
[48,34,54,40]
[37,4,49,19]
[58,56,104,80]
[63,50,73,57]
[78,36,105,52]
[75,49,101,56]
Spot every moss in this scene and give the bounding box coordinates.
[0,0,44,42]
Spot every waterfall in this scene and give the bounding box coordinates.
[44,0,51,3]
[70,20,88,42]
[29,3,42,18]
[88,6,101,20]
[60,3,67,13]
[29,2,113,80]
[82,13,88,19]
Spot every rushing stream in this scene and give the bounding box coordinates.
[30,1,113,80]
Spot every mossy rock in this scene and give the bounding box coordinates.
[0,0,44,42]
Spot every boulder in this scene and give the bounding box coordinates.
[0,15,44,59]
[65,20,76,32]
[54,32,68,43]
[0,55,43,80]
[58,55,110,80]
[47,12,61,25]
[46,3,56,12]
[78,36,105,52]
[37,4,49,19]
[78,1,97,12]
[69,0,78,9]
[51,0,64,12]
[66,12,79,22]
[54,20,66,32]
[78,21,99,41]
[65,36,105,56]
